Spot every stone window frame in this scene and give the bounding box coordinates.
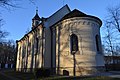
[70,33,79,54]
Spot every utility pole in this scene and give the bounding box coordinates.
[70,34,78,76]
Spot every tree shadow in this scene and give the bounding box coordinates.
[55,23,87,76]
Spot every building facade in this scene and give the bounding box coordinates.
[16,5,104,76]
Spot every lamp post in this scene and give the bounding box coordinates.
[72,52,76,76]
[70,34,78,76]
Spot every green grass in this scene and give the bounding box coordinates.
[2,71,120,80]
[34,76,120,80]
[83,76,120,80]
[0,73,12,80]
[4,71,35,80]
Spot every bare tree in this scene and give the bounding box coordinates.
[103,20,120,55]
[0,40,16,68]
[0,16,9,41]
[107,5,120,32]
[103,5,120,55]
[103,22,114,56]
[103,33,120,70]
[103,5,120,67]
[0,0,18,40]
[0,0,20,9]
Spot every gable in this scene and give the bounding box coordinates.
[44,5,71,28]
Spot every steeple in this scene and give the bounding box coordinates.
[32,7,41,29]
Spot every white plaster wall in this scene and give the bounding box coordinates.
[16,42,21,70]
[16,26,45,71]
[43,5,71,67]
[55,17,104,76]
[44,27,51,68]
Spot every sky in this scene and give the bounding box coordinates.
[1,0,120,41]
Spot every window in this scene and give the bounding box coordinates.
[70,34,79,54]
[95,35,100,51]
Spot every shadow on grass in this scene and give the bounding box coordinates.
[3,71,120,80]
[0,73,13,80]
[35,76,120,80]
[4,71,35,80]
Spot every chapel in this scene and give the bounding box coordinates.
[16,5,104,76]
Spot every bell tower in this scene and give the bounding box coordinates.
[32,8,41,29]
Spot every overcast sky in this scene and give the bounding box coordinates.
[1,0,120,41]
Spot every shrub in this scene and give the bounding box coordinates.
[34,68,51,78]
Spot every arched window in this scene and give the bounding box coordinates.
[95,35,100,51]
[70,34,79,54]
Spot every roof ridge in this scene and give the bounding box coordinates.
[47,4,71,19]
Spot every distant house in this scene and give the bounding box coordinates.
[16,5,104,76]
[104,56,120,71]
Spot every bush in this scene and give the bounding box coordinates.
[34,68,51,78]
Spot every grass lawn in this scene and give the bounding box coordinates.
[81,76,120,80]
[0,73,12,80]
[36,76,120,80]
[4,71,35,80]
[2,71,120,80]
